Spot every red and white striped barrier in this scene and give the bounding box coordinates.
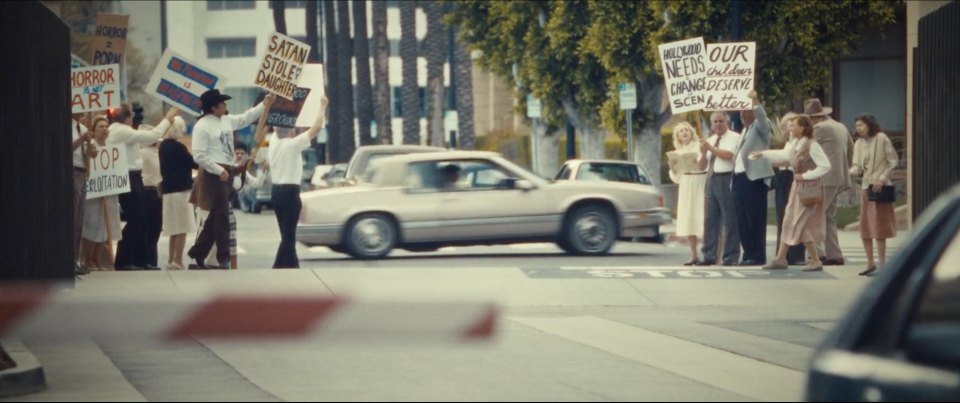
[0,285,497,343]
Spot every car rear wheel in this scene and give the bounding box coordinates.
[344,213,397,259]
[564,205,617,255]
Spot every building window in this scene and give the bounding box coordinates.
[389,39,423,57]
[268,1,309,8]
[207,38,256,59]
[207,1,255,10]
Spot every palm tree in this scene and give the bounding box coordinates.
[372,0,393,145]
[454,37,475,150]
[399,1,419,145]
[353,0,375,146]
[423,1,447,148]
[336,0,356,160]
[323,0,342,162]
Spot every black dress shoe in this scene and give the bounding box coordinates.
[858,265,877,276]
[822,258,845,266]
[142,265,161,271]
[739,260,763,266]
[694,260,715,266]
[115,266,143,271]
[683,259,698,266]
[721,261,738,266]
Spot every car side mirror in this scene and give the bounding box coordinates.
[515,179,536,191]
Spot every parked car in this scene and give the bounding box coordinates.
[310,164,335,190]
[297,151,672,259]
[555,159,654,185]
[805,184,960,401]
[334,145,444,187]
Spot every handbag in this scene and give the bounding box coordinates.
[866,133,896,203]
[794,140,822,207]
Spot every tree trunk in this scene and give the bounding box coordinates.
[271,0,287,35]
[372,0,392,145]
[635,126,663,186]
[578,126,606,160]
[399,1,420,145]
[423,1,447,148]
[305,1,318,62]
[336,0,356,161]
[353,0,375,146]
[534,126,559,177]
[323,0,342,162]
[453,38,475,149]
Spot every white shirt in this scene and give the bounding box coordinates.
[140,146,161,187]
[702,130,740,174]
[72,119,89,169]
[107,121,169,171]
[760,137,832,181]
[267,131,312,185]
[192,103,265,175]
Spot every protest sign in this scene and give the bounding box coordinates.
[71,64,121,114]
[266,87,311,128]
[86,145,130,199]
[146,49,223,114]
[256,32,311,100]
[659,37,708,114]
[705,42,756,111]
[90,14,129,68]
[294,64,326,127]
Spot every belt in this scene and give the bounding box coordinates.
[274,184,300,189]
[711,172,733,176]
[684,172,706,176]
[73,166,87,173]
[144,186,159,191]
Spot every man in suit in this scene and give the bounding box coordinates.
[805,98,854,266]
[732,90,775,265]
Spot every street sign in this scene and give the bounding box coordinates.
[618,82,637,110]
[444,110,459,132]
[526,95,542,118]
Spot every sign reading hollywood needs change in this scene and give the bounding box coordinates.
[265,87,311,128]
[704,42,756,111]
[659,37,708,114]
[86,144,130,199]
[90,14,129,68]
[256,32,311,100]
[294,64,326,127]
[71,64,121,114]
[146,49,223,114]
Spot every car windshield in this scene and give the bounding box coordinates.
[575,163,651,185]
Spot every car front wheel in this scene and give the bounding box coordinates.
[344,213,397,259]
[563,205,617,255]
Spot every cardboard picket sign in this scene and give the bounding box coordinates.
[704,42,756,111]
[86,145,130,199]
[255,32,311,100]
[294,64,326,127]
[71,64,121,114]
[146,50,224,114]
[659,37,708,114]
[266,87,311,128]
[90,14,129,68]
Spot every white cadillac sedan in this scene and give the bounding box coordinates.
[297,151,671,259]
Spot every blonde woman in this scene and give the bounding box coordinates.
[158,116,197,270]
[750,115,831,272]
[849,114,898,276]
[668,121,706,265]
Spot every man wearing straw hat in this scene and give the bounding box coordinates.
[804,98,854,266]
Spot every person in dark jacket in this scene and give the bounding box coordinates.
[159,116,197,270]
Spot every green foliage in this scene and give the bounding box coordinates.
[448,0,901,145]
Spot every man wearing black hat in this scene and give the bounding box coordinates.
[187,89,274,269]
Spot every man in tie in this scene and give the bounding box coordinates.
[732,91,775,265]
[697,111,742,266]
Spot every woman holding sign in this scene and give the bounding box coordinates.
[81,116,123,271]
[750,115,831,272]
[668,121,706,265]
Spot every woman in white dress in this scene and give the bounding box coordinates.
[750,115,832,272]
[668,121,707,265]
[81,116,123,271]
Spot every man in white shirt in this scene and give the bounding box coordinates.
[697,111,742,266]
[188,89,272,269]
[267,96,328,269]
[108,104,180,270]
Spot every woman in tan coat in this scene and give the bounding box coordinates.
[750,115,832,272]
[849,114,899,276]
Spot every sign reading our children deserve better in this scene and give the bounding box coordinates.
[659,37,757,114]
[146,50,223,114]
[256,32,311,100]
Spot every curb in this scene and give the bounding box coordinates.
[0,341,46,398]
